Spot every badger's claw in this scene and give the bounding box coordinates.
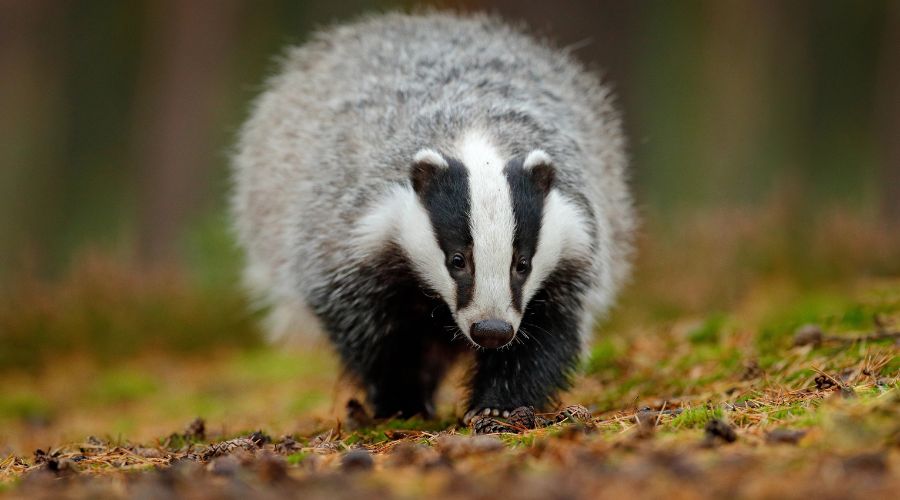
[463,407,512,424]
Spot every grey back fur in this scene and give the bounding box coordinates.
[231,11,634,341]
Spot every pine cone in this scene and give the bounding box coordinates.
[507,406,537,430]
[556,404,592,423]
[814,374,836,390]
[471,415,510,434]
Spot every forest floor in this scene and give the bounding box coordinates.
[1,278,897,498]
[1,214,899,499]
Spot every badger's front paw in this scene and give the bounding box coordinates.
[462,407,512,424]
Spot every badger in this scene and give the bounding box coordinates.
[231,12,634,421]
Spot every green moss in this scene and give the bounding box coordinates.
[161,433,190,450]
[770,404,808,420]
[345,428,392,446]
[675,345,739,373]
[837,305,870,330]
[767,400,823,427]
[667,406,723,429]
[734,391,760,403]
[501,433,536,447]
[289,391,327,413]
[688,313,727,345]
[90,370,158,404]
[0,479,21,493]
[380,416,451,432]
[789,412,822,428]
[593,375,649,411]
[0,269,262,372]
[286,452,308,465]
[229,349,333,383]
[584,337,623,376]
[882,356,900,377]
[756,294,850,352]
[347,415,454,447]
[0,391,52,422]
[110,417,136,436]
[156,391,230,423]
[755,294,898,355]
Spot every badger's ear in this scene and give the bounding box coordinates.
[523,149,555,195]
[410,148,448,195]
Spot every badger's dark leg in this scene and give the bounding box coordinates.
[360,324,461,419]
[466,272,586,419]
[311,250,461,419]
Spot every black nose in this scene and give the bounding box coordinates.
[470,319,515,348]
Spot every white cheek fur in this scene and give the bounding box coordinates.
[351,184,457,309]
[521,190,593,308]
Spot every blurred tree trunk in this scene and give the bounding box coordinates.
[132,0,239,268]
[699,1,774,203]
[877,2,900,224]
[473,0,637,111]
[0,0,64,281]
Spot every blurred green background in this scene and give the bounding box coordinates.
[1,0,899,367]
[2,0,898,279]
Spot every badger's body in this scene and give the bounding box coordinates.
[231,12,633,419]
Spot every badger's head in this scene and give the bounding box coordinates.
[356,131,592,349]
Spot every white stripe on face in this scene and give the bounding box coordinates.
[352,184,457,308]
[455,130,519,330]
[521,190,593,307]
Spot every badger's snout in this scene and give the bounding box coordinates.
[470,319,514,348]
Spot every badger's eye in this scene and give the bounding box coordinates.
[450,253,466,270]
[515,257,530,275]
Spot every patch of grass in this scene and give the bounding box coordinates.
[838,304,871,330]
[285,452,308,465]
[357,417,453,435]
[229,349,333,384]
[110,417,136,436]
[346,430,389,446]
[289,391,328,413]
[674,345,738,371]
[591,374,648,412]
[159,391,230,422]
[161,433,194,450]
[583,337,623,376]
[687,313,727,345]
[0,255,262,372]
[882,356,900,377]
[90,369,158,404]
[756,294,849,350]
[755,294,896,355]
[667,406,724,429]
[787,410,823,428]
[0,391,53,423]
[382,418,424,431]
[0,478,20,493]
[500,433,536,447]
[819,394,900,450]
[769,403,809,421]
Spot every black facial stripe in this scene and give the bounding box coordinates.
[504,157,547,312]
[415,156,474,309]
